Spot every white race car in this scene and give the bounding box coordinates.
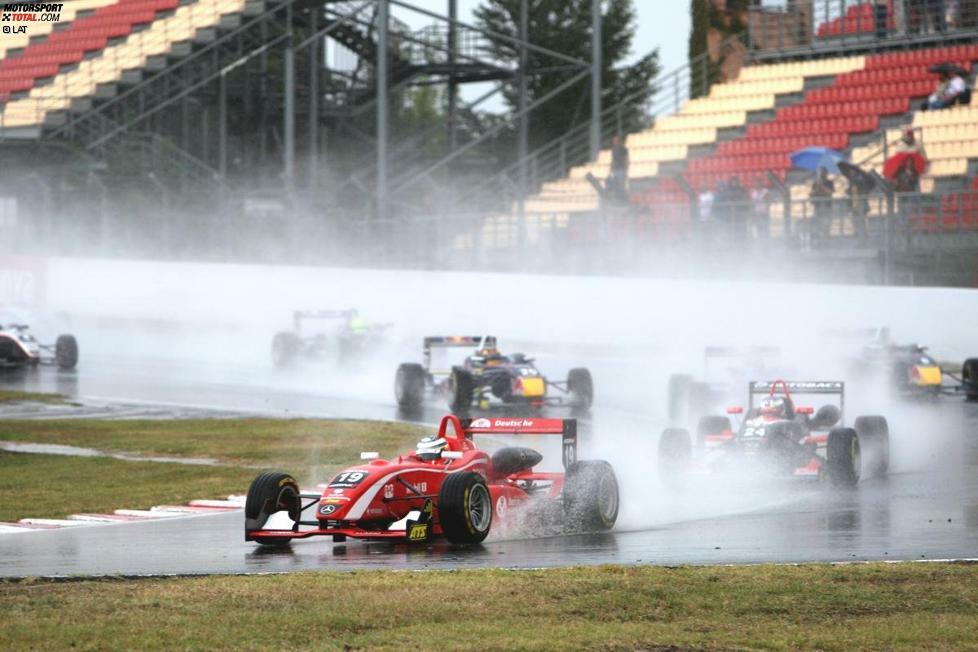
[0,322,78,370]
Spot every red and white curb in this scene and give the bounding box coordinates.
[0,494,254,534]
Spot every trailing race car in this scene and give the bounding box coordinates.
[836,328,977,400]
[394,336,593,412]
[0,321,77,370]
[658,380,890,488]
[667,346,783,425]
[271,309,390,367]
[245,415,619,545]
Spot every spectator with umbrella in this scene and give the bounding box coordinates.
[791,147,844,244]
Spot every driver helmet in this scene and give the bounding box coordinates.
[415,436,448,461]
[478,336,500,358]
[348,316,369,334]
[759,396,788,418]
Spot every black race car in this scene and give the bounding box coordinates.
[829,328,977,399]
[271,309,390,368]
[395,336,593,412]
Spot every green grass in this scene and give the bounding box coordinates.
[0,418,426,468]
[3,563,978,650]
[0,390,70,405]
[0,419,426,522]
[0,452,255,522]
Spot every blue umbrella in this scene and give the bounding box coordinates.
[789,146,844,174]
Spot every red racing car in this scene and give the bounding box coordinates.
[658,380,890,488]
[245,415,619,546]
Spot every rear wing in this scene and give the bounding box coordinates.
[460,416,578,469]
[293,309,356,333]
[423,336,486,372]
[750,380,844,395]
[705,346,781,359]
[749,380,845,417]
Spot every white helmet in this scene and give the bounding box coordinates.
[760,396,787,418]
[416,436,448,461]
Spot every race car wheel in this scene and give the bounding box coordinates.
[567,368,594,409]
[395,363,426,408]
[826,428,861,488]
[438,471,492,544]
[854,415,889,478]
[696,415,732,447]
[54,335,78,370]
[963,359,978,401]
[271,332,301,368]
[658,428,692,485]
[449,367,474,411]
[245,471,301,546]
[563,460,619,531]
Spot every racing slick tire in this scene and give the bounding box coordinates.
[854,415,890,478]
[395,363,426,408]
[562,460,619,532]
[271,332,301,368]
[696,415,732,447]
[567,367,594,410]
[449,367,474,411]
[438,471,492,544]
[826,428,861,488]
[963,358,978,401]
[54,335,78,370]
[658,428,692,486]
[245,471,301,546]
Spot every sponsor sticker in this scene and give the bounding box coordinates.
[328,470,368,489]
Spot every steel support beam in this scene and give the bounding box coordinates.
[376,0,389,222]
[517,0,528,224]
[590,0,602,160]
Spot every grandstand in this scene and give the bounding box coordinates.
[516,41,978,250]
[0,0,976,284]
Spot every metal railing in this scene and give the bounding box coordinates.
[749,0,978,59]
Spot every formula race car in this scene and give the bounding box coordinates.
[271,309,390,367]
[0,321,78,370]
[394,336,593,412]
[834,328,978,399]
[667,346,784,425]
[245,415,619,545]
[658,380,890,488]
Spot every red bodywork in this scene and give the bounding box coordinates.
[247,415,575,543]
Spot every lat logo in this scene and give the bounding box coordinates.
[383,484,394,499]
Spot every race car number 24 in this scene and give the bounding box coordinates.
[329,471,368,488]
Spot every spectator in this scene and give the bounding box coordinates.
[874,0,889,38]
[897,127,926,155]
[607,134,630,201]
[922,71,967,110]
[810,167,836,241]
[698,185,715,222]
[847,182,869,240]
[724,177,749,241]
[750,179,772,238]
[926,0,947,32]
[893,157,921,193]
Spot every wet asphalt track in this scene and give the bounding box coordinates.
[1,353,977,577]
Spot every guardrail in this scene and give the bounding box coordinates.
[749,0,978,59]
